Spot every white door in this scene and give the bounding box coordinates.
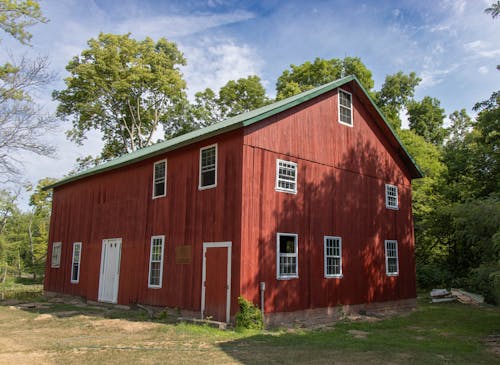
[98,238,122,303]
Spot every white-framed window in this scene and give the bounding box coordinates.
[324,236,342,278]
[51,242,62,268]
[148,235,165,288]
[385,184,398,209]
[385,240,399,276]
[199,144,217,190]
[277,233,298,279]
[275,159,297,194]
[338,88,353,126]
[153,160,167,198]
[71,242,82,283]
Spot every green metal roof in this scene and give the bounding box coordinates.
[46,75,422,190]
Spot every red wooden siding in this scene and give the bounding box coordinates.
[44,130,244,316]
[240,85,416,312]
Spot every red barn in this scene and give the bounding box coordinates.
[44,76,422,325]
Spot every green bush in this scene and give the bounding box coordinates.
[416,263,452,289]
[465,264,500,305]
[235,296,263,330]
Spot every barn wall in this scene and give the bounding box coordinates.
[240,85,416,313]
[44,130,243,315]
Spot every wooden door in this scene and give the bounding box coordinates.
[202,242,231,323]
[98,238,122,303]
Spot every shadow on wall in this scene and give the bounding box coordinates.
[247,138,408,314]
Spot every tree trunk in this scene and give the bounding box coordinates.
[17,248,21,278]
[1,266,7,283]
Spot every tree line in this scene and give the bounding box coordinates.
[0,1,498,298]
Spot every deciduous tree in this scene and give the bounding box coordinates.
[53,33,188,164]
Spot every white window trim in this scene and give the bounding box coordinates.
[275,159,298,194]
[70,242,82,284]
[148,235,165,289]
[152,159,167,199]
[324,236,343,278]
[51,242,62,268]
[385,240,399,276]
[338,88,353,127]
[199,144,218,190]
[276,232,299,280]
[385,184,399,210]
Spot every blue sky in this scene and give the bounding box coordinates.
[2,0,499,208]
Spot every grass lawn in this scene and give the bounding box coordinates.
[0,283,498,364]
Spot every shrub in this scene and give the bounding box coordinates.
[235,296,263,330]
[416,263,452,289]
[465,264,500,305]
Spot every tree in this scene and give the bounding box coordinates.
[53,33,188,164]
[275,57,374,100]
[0,0,55,182]
[190,75,270,130]
[407,96,447,145]
[485,1,500,18]
[373,71,421,130]
[0,0,47,45]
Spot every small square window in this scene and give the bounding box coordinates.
[51,242,62,268]
[153,160,167,198]
[385,184,398,209]
[385,240,399,276]
[324,236,342,278]
[199,144,217,189]
[277,233,298,279]
[276,159,297,194]
[338,89,353,126]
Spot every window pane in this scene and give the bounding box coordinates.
[279,235,296,254]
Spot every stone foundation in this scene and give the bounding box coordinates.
[264,298,417,328]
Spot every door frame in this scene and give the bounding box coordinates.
[201,241,232,323]
[98,238,122,303]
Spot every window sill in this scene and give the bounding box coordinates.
[152,194,166,199]
[198,184,217,191]
[325,274,343,279]
[386,273,399,277]
[385,205,399,210]
[338,120,353,127]
[148,285,162,289]
[275,188,297,194]
[277,275,298,280]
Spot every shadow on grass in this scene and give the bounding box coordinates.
[216,302,500,365]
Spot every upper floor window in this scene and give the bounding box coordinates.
[276,159,297,194]
[338,89,353,126]
[153,160,167,198]
[385,184,398,209]
[51,242,62,268]
[149,236,165,288]
[71,242,82,283]
[199,144,217,189]
[277,233,298,279]
[324,236,342,278]
[385,240,399,276]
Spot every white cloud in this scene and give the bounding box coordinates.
[181,37,264,98]
[118,10,255,39]
[478,66,489,74]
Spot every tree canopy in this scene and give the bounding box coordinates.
[407,96,447,145]
[275,57,374,100]
[53,33,188,164]
[0,0,47,45]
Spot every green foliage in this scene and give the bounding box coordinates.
[275,57,374,100]
[235,296,263,330]
[53,33,188,164]
[373,71,421,130]
[407,96,447,145]
[191,75,270,129]
[416,263,452,289]
[485,1,500,18]
[0,0,47,45]
[464,264,500,304]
